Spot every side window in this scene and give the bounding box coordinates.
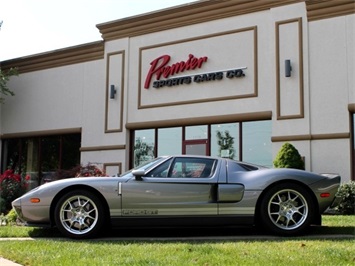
[170,158,216,178]
[146,159,172,177]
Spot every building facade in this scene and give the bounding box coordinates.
[1,0,354,186]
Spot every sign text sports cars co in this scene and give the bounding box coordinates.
[144,54,246,89]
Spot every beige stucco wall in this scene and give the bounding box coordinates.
[306,14,354,181]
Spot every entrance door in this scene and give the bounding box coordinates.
[183,139,209,156]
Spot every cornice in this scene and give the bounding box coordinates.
[1,0,353,72]
[0,41,104,73]
[97,0,302,41]
[0,128,82,139]
[306,0,355,21]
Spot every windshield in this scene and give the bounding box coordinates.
[119,157,168,177]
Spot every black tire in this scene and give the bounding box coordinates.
[54,189,105,239]
[259,182,315,236]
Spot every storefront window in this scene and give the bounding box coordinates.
[62,134,81,170]
[211,123,239,159]
[158,127,182,156]
[242,120,272,167]
[1,139,23,174]
[185,125,208,140]
[41,136,60,173]
[132,120,272,167]
[134,129,155,167]
[1,134,81,188]
[23,138,39,189]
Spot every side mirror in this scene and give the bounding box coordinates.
[132,169,145,180]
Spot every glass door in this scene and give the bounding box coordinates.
[183,139,209,156]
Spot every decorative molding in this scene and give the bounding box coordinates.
[96,1,354,41]
[103,162,122,175]
[126,111,272,130]
[306,0,355,22]
[349,103,355,113]
[275,17,304,120]
[0,41,104,73]
[0,128,82,139]
[2,1,353,73]
[80,145,126,152]
[105,51,125,133]
[271,132,350,142]
[97,0,302,41]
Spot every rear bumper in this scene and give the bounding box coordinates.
[309,174,341,213]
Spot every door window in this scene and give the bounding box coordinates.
[170,157,216,178]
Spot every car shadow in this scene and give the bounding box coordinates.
[28,225,355,241]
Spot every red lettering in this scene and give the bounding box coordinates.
[144,55,170,89]
[144,54,208,89]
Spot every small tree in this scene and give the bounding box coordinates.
[216,130,235,159]
[0,67,18,103]
[134,138,154,167]
[273,142,304,170]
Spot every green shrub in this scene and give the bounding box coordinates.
[333,181,355,215]
[6,208,18,224]
[273,142,305,170]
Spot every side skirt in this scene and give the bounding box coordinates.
[110,215,254,228]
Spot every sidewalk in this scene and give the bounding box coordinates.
[0,257,22,266]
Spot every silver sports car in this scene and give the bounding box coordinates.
[12,155,340,239]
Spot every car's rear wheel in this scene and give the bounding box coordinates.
[54,190,105,239]
[259,183,315,236]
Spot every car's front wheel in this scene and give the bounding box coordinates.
[54,190,105,239]
[259,183,315,236]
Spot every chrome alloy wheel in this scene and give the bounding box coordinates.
[59,195,99,235]
[267,189,309,230]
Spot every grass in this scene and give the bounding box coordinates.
[0,215,354,266]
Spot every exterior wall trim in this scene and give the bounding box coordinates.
[105,50,125,133]
[275,17,304,120]
[126,111,272,130]
[1,1,353,73]
[103,162,122,175]
[271,132,350,142]
[97,0,303,41]
[0,128,82,139]
[80,145,126,152]
[0,41,104,73]
[306,0,355,21]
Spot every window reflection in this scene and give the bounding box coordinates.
[134,129,155,167]
[211,123,239,159]
[242,121,272,167]
[1,134,81,189]
[158,128,182,156]
[185,125,208,140]
[132,120,272,167]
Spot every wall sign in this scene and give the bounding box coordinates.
[138,27,257,109]
[144,54,246,89]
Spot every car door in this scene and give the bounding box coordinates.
[120,157,219,216]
